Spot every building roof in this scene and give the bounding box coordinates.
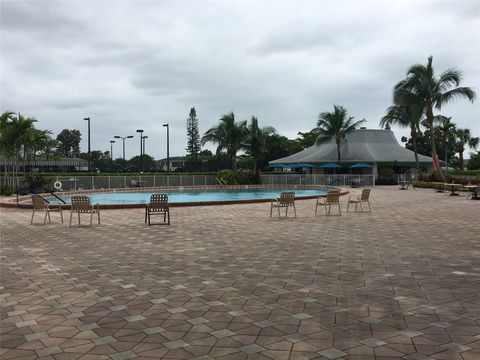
[270,129,433,165]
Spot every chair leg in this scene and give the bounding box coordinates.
[78,212,81,225]
[359,202,363,212]
[270,204,273,218]
[278,206,281,218]
[338,203,341,215]
[60,209,64,224]
[90,211,93,226]
[43,210,48,224]
[167,210,170,225]
[47,209,51,223]
[31,209,35,224]
[69,210,73,227]
[98,209,101,225]
[285,206,288,217]
[293,203,296,217]
[315,199,319,215]
[367,201,371,212]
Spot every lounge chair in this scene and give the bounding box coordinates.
[270,191,296,218]
[145,194,170,225]
[69,195,100,227]
[31,194,63,224]
[315,190,341,216]
[347,189,371,212]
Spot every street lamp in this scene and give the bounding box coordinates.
[163,123,169,172]
[142,136,148,157]
[114,135,134,160]
[110,140,115,169]
[84,117,91,172]
[136,129,144,172]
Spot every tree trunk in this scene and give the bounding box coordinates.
[411,127,420,175]
[426,106,445,181]
[459,148,465,170]
[336,141,341,163]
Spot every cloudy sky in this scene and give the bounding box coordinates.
[1,0,479,160]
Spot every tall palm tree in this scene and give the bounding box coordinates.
[30,129,53,170]
[455,128,479,170]
[434,115,456,171]
[380,104,422,173]
[0,111,16,179]
[316,105,365,163]
[201,112,248,169]
[394,56,476,180]
[245,116,276,173]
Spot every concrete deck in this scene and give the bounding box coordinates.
[1,187,479,359]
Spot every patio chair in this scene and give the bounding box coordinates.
[270,191,296,218]
[315,190,341,216]
[69,195,100,227]
[31,194,63,224]
[145,194,170,225]
[347,189,371,212]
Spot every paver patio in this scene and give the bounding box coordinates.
[1,187,479,359]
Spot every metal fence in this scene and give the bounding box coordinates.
[261,174,375,187]
[1,174,376,191]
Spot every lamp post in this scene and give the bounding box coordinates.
[84,117,91,172]
[136,129,144,172]
[163,123,169,172]
[114,135,134,160]
[142,136,148,157]
[110,140,115,169]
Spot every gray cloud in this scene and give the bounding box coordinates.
[1,0,479,160]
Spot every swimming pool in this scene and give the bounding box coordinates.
[46,188,329,205]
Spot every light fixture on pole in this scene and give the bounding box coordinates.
[84,117,91,172]
[136,129,144,172]
[114,135,134,160]
[142,136,148,157]
[110,140,115,170]
[163,123,169,172]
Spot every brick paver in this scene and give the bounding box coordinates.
[1,187,479,359]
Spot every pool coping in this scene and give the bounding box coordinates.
[1,185,350,209]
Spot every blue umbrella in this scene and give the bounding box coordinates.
[350,162,373,168]
[319,162,343,168]
[288,163,314,168]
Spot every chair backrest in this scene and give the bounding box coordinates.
[361,189,371,201]
[149,194,169,209]
[326,192,340,204]
[31,194,47,210]
[279,192,295,206]
[71,195,92,213]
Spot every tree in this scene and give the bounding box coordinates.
[434,115,456,171]
[316,105,365,163]
[455,128,479,170]
[380,105,422,173]
[245,116,276,173]
[186,107,201,159]
[128,154,157,172]
[467,151,480,170]
[56,129,81,158]
[394,56,476,180]
[201,112,248,169]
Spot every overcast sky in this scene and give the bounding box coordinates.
[1,0,479,160]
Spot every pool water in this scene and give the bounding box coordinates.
[46,188,328,204]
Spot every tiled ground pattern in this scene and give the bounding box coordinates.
[1,187,479,360]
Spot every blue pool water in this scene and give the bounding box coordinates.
[46,188,328,204]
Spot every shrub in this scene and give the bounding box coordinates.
[0,185,13,196]
[217,169,260,185]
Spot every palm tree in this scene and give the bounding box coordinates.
[316,105,365,163]
[434,115,456,171]
[246,116,276,173]
[30,129,53,170]
[455,128,479,170]
[380,104,422,173]
[394,56,476,180]
[201,112,248,169]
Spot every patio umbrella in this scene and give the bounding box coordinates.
[319,162,343,174]
[319,163,343,168]
[288,163,314,168]
[350,162,373,168]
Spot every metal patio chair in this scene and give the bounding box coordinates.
[270,191,296,218]
[31,194,63,224]
[315,190,342,216]
[145,194,170,225]
[347,189,371,212]
[69,195,100,227]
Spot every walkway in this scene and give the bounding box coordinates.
[1,187,479,359]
